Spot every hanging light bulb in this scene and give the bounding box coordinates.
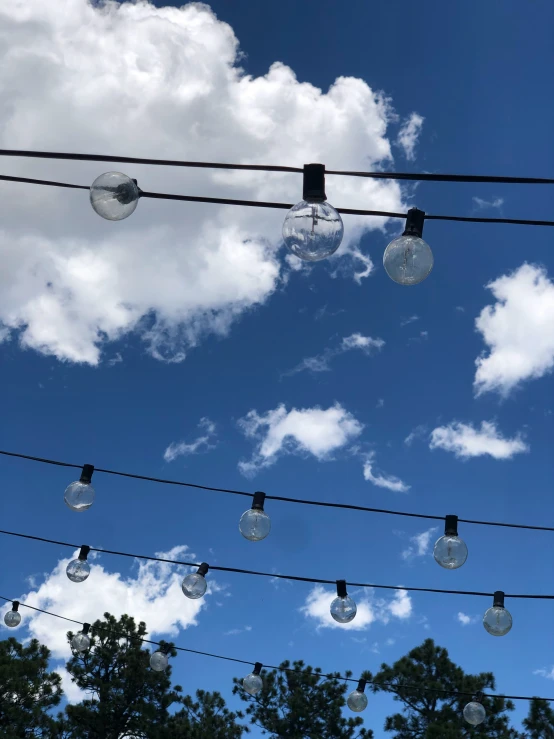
[150,646,170,672]
[182,563,209,599]
[71,623,91,653]
[64,464,95,512]
[330,580,357,624]
[483,591,512,636]
[433,515,468,570]
[90,172,140,221]
[383,207,433,285]
[243,662,263,695]
[4,601,21,628]
[66,545,91,583]
[463,692,486,726]
[282,163,344,261]
[239,491,271,542]
[347,679,368,712]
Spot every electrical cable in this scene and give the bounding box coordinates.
[0,595,551,702]
[2,148,554,185]
[0,526,552,600]
[1,173,553,227]
[0,448,553,533]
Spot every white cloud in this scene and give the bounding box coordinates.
[238,402,363,475]
[400,315,419,327]
[54,664,87,704]
[474,264,554,397]
[457,612,479,626]
[534,667,554,680]
[396,113,424,160]
[363,452,410,492]
[376,398,385,408]
[404,425,427,446]
[300,585,412,631]
[0,0,411,365]
[429,420,528,460]
[340,333,385,352]
[284,333,384,377]
[1,546,216,659]
[224,625,252,636]
[472,197,504,211]
[401,527,438,561]
[164,417,217,462]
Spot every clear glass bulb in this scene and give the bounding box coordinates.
[483,605,512,636]
[71,633,91,653]
[64,481,95,512]
[90,172,139,221]
[282,200,344,261]
[239,508,271,542]
[243,673,263,695]
[463,701,486,726]
[330,595,357,624]
[182,573,207,599]
[383,234,433,285]
[347,689,368,712]
[4,610,21,628]
[150,651,169,672]
[66,559,91,583]
[433,534,468,570]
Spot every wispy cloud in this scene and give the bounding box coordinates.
[534,666,554,680]
[472,196,504,211]
[400,315,419,327]
[429,420,528,460]
[164,417,217,462]
[362,452,410,493]
[224,625,252,636]
[397,113,424,160]
[283,333,385,377]
[404,425,428,446]
[376,398,385,409]
[401,527,438,561]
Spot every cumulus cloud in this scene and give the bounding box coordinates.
[362,452,410,492]
[429,420,528,460]
[401,527,438,561]
[164,417,217,462]
[0,0,411,365]
[396,113,424,160]
[283,333,384,377]
[474,264,554,396]
[472,197,504,211]
[301,586,412,631]
[237,402,363,475]
[457,612,479,626]
[0,546,215,660]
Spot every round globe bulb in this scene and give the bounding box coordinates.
[243,673,263,695]
[283,200,344,261]
[239,508,271,542]
[383,234,433,285]
[483,605,512,636]
[330,595,357,624]
[90,172,139,221]
[66,559,91,583]
[463,701,486,726]
[4,610,21,628]
[150,651,169,672]
[71,633,91,653]
[347,689,368,712]
[433,535,468,570]
[182,573,207,599]
[64,481,95,512]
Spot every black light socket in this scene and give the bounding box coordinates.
[357,679,367,693]
[82,623,90,635]
[197,562,209,577]
[402,207,425,238]
[253,662,263,675]
[252,491,266,511]
[474,691,484,703]
[493,591,505,608]
[336,580,347,599]
[78,545,91,561]
[444,515,458,536]
[303,163,326,202]
[12,601,20,612]
[80,464,94,484]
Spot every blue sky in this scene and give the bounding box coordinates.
[0,0,553,735]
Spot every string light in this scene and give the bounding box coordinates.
[242,662,263,695]
[383,207,433,285]
[347,679,368,712]
[330,580,357,624]
[66,545,91,583]
[90,172,140,221]
[463,692,487,726]
[71,623,91,653]
[483,591,513,636]
[182,563,209,599]
[239,491,271,542]
[150,645,170,672]
[64,464,95,512]
[4,600,21,628]
[282,164,344,261]
[433,516,468,570]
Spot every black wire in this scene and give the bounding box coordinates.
[1,449,552,532]
[1,173,553,227]
[2,149,554,185]
[0,595,551,702]
[0,526,552,600]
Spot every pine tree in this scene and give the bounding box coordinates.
[522,698,554,739]
[164,688,248,738]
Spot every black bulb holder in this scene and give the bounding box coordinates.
[253,662,263,675]
[12,601,20,612]
[82,623,90,635]
[444,515,458,536]
[197,562,209,577]
[493,591,505,608]
[252,491,266,511]
[80,464,94,485]
[159,644,171,655]
[357,678,367,693]
[78,545,91,561]
[474,691,484,703]
[336,580,348,599]
[303,163,326,203]
[402,207,425,238]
